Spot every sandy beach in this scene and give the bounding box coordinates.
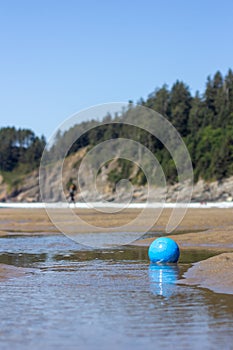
[0,207,233,294]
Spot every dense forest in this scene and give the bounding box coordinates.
[1,69,233,188]
[0,127,45,173]
[50,69,233,183]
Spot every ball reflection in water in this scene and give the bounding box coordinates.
[149,264,179,298]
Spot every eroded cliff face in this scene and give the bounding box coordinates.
[0,175,8,201]
[0,148,87,202]
[1,147,233,203]
[0,170,40,203]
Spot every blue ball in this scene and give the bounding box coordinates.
[148,237,180,263]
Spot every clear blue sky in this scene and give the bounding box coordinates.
[0,0,233,139]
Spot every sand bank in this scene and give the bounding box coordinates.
[1,207,233,235]
[178,253,233,295]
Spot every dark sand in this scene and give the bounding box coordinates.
[0,207,232,293]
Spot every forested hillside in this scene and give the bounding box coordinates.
[0,127,45,191]
[0,127,45,172]
[51,69,233,183]
[1,69,233,200]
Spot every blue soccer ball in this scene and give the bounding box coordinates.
[148,237,180,263]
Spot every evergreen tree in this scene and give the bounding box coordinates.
[169,81,192,136]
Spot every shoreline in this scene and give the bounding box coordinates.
[1,201,233,209]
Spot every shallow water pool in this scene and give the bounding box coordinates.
[0,235,232,350]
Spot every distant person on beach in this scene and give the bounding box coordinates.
[68,182,77,203]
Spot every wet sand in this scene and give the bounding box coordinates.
[178,252,233,295]
[0,264,31,280]
[0,207,233,293]
[1,206,233,234]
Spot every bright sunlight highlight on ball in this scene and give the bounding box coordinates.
[148,237,180,263]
